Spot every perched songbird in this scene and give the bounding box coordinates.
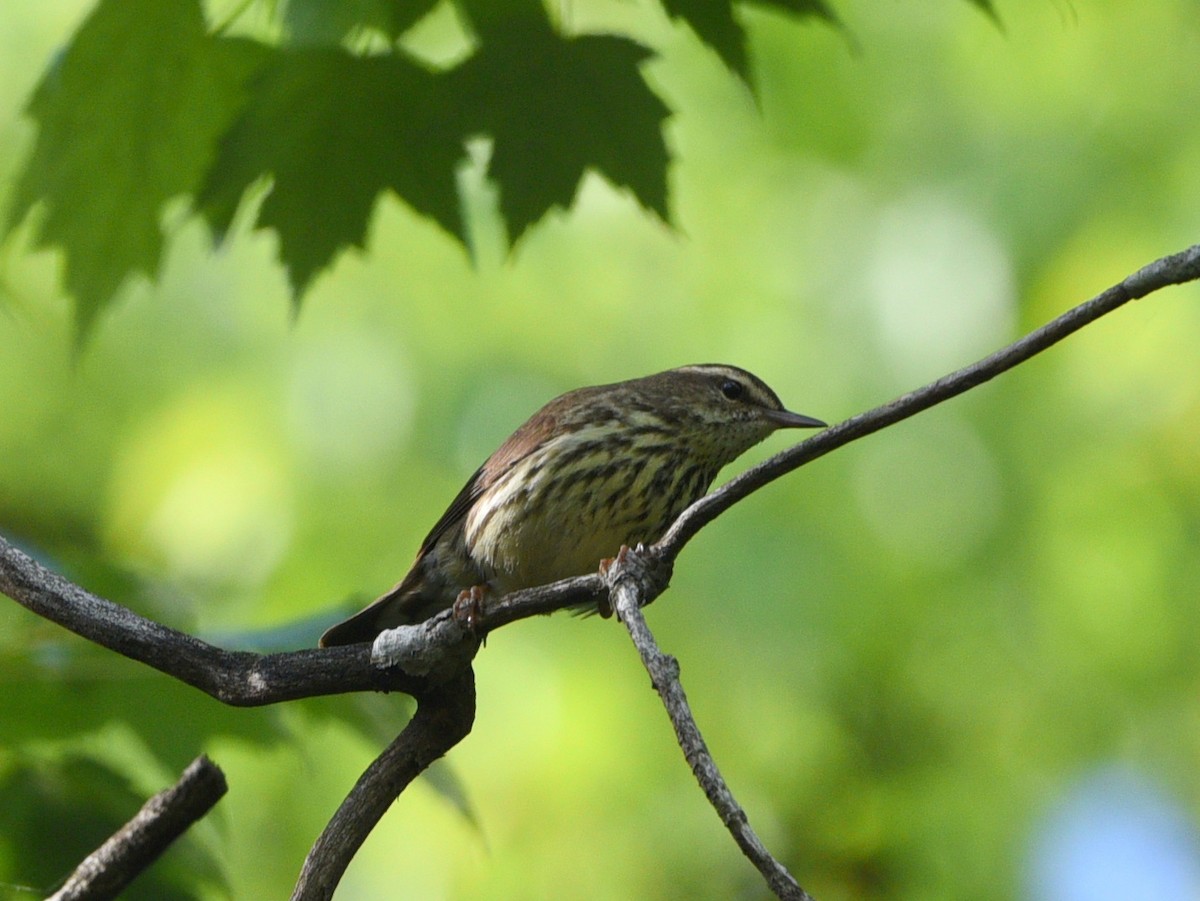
[319,364,824,646]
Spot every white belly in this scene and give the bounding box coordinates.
[463,427,695,592]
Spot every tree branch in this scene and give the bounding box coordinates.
[5,245,1197,670]
[0,536,470,703]
[1,243,1196,901]
[606,547,814,901]
[588,245,1200,899]
[658,242,1200,557]
[291,668,476,901]
[47,755,227,901]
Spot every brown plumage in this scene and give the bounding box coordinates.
[319,364,824,646]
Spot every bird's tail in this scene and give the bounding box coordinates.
[318,583,416,647]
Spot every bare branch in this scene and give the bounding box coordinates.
[291,669,476,901]
[11,236,1197,697]
[47,756,227,901]
[0,536,465,703]
[605,548,814,901]
[480,246,1200,627]
[5,245,1197,669]
[588,243,1200,901]
[0,538,482,899]
[658,242,1200,557]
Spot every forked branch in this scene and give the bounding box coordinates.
[0,244,1196,901]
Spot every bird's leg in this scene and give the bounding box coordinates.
[596,545,637,618]
[452,584,488,636]
[599,544,634,572]
[600,544,673,619]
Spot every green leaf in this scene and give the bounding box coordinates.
[284,0,442,44]
[198,48,466,298]
[964,0,1003,26]
[663,0,749,80]
[760,0,839,22]
[6,0,266,336]
[664,0,838,83]
[449,15,670,241]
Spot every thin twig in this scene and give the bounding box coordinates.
[606,548,814,901]
[47,756,227,901]
[658,242,1200,557]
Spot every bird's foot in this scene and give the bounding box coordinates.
[598,545,634,574]
[599,544,672,619]
[453,584,488,637]
[596,545,638,618]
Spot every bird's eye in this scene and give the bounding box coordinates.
[719,379,745,401]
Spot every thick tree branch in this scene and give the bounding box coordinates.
[0,536,471,703]
[47,755,227,901]
[291,669,476,901]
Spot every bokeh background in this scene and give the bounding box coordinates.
[2,1,1200,899]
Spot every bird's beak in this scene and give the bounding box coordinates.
[766,409,827,429]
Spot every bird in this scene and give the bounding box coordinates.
[319,364,824,646]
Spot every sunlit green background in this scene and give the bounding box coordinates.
[3,1,1200,899]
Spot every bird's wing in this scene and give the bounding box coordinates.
[413,464,486,558]
[415,404,561,557]
[318,408,562,646]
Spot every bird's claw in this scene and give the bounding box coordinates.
[598,544,635,575]
[597,545,643,618]
[597,545,631,616]
[599,543,671,621]
[453,585,488,637]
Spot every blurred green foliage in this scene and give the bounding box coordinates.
[1,1,1199,900]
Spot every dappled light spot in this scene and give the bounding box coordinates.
[104,389,293,593]
[1026,767,1200,901]
[286,323,416,469]
[868,191,1016,383]
[851,415,1001,567]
